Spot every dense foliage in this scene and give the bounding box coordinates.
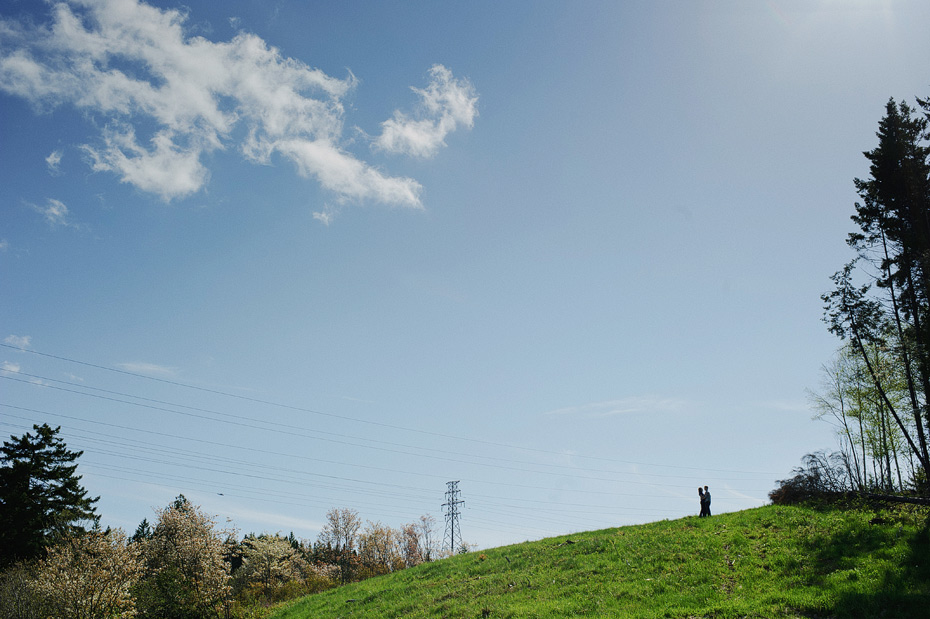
[822,97,930,490]
[34,529,142,619]
[0,424,99,568]
[133,495,234,619]
[0,423,443,619]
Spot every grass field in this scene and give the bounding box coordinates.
[269,503,930,618]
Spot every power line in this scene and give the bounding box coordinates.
[0,414,764,541]
[0,381,779,491]
[1,343,778,475]
[2,343,780,545]
[6,370,772,481]
[0,404,775,495]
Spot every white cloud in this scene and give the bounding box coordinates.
[83,126,209,201]
[116,361,178,377]
[544,397,686,418]
[46,149,63,173]
[754,399,810,413]
[0,239,8,251]
[0,0,467,210]
[2,361,21,373]
[276,138,422,207]
[374,64,478,158]
[4,335,32,349]
[312,209,334,226]
[30,198,74,227]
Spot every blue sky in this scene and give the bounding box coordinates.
[2,0,929,549]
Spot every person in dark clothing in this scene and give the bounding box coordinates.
[698,487,705,517]
[703,485,711,517]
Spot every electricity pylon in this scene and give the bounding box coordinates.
[442,480,464,554]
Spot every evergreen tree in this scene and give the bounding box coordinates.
[131,517,154,544]
[824,98,930,485]
[0,424,99,567]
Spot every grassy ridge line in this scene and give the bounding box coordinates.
[270,504,930,618]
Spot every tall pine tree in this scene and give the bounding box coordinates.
[824,98,930,486]
[0,424,99,567]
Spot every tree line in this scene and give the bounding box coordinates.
[0,423,449,619]
[775,92,930,503]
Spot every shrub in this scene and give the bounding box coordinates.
[0,562,48,619]
[770,451,853,505]
[33,529,142,619]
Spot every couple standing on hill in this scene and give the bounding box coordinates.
[698,485,711,517]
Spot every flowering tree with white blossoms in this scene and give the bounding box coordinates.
[135,496,233,619]
[34,528,143,619]
[236,534,308,591]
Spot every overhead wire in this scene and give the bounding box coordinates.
[6,370,774,481]
[1,404,775,496]
[1,343,779,475]
[2,344,776,541]
[0,412,763,542]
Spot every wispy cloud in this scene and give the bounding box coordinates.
[1,361,21,373]
[374,65,478,158]
[754,399,810,413]
[83,126,209,201]
[544,397,686,418]
[29,198,74,227]
[0,0,474,209]
[721,483,768,505]
[3,335,32,349]
[46,149,63,174]
[312,209,334,226]
[0,239,8,252]
[116,361,178,377]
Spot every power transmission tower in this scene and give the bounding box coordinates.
[442,480,464,554]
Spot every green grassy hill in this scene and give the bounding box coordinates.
[270,504,929,618]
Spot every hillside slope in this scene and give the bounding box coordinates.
[270,504,930,618]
